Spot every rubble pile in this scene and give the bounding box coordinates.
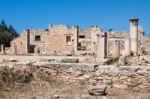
[34,64,150,93]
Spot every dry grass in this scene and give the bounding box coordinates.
[0,65,150,99]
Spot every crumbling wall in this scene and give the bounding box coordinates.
[27,29,49,54]
[10,32,28,54]
[90,26,102,54]
[8,24,150,56]
[46,25,77,55]
[107,32,129,56]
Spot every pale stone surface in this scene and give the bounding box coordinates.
[0,18,149,67]
[118,56,127,65]
[124,38,131,56]
[1,59,150,93]
[97,32,107,58]
[88,85,106,96]
[112,40,120,57]
[130,19,139,56]
[113,84,128,90]
[0,44,4,54]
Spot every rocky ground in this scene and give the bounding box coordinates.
[0,61,150,99]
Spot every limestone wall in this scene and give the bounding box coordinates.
[46,25,77,55]
[107,32,128,57]
[10,31,28,54]
[27,29,49,54]
[90,26,103,54]
[8,24,150,56]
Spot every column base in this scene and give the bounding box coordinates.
[96,57,109,65]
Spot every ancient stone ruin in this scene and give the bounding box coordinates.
[0,18,150,98]
[0,18,149,64]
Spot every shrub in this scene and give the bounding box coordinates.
[37,72,60,85]
[0,66,33,88]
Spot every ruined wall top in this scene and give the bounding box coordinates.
[48,24,69,29]
[90,25,103,32]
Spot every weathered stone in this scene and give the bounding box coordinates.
[136,69,148,76]
[88,85,106,96]
[113,84,128,90]
[112,40,120,57]
[130,18,139,56]
[119,66,141,73]
[74,71,85,77]
[73,64,98,72]
[132,85,150,93]
[118,56,127,65]
[53,95,62,99]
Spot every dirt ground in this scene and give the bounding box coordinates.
[0,78,150,99]
[0,56,150,99]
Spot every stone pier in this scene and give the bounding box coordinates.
[0,44,5,54]
[73,26,79,55]
[97,32,107,63]
[112,40,120,57]
[124,38,130,56]
[34,46,39,55]
[90,26,101,54]
[130,18,139,56]
[12,44,17,54]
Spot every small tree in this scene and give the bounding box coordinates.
[0,20,19,47]
[108,28,113,32]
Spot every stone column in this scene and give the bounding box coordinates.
[26,29,30,54]
[34,46,39,55]
[112,40,120,57]
[73,26,79,55]
[130,18,139,56]
[97,32,107,58]
[124,38,130,56]
[12,44,17,54]
[90,26,101,54]
[0,44,4,54]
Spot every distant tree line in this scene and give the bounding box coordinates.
[0,20,19,47]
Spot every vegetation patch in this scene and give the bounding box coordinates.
[61,59,79,63]
[0,66,33,90]
[0,20,18,47]
[37,71,61,85]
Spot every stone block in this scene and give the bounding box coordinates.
[73,64,98,72]
[88,85,107,96]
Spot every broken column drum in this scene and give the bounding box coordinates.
[0,44,4,54]
[112,40,120,57]
[124,38,130,56]
[130,18,139,56]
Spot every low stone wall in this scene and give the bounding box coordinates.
[0,58,150,93]
[31,64,150,93]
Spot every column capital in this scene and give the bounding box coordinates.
[129,18,139,22]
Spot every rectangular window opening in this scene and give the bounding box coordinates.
[79,35,85,39]
[35,35,41,41]
[66,36,71,45]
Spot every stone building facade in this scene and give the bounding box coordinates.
[10,25,104,56]
[0,18,148,59]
